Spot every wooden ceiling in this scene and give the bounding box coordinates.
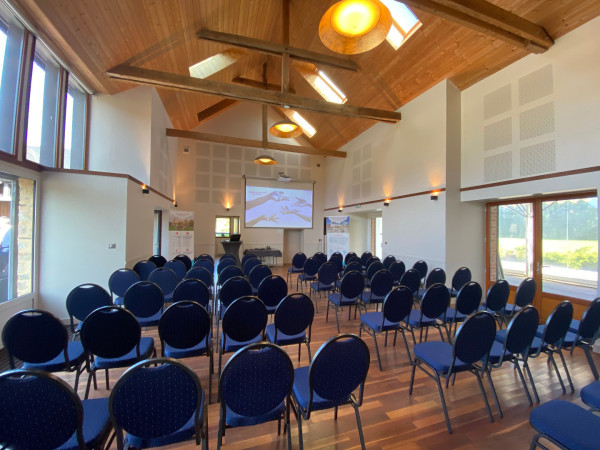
[14,0,600,152]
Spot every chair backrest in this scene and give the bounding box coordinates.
[219,343,293,420]
[195,254,214,263]
[291,252,307,269]
[308,334,370,410]
[241,253,257,267]
[221,253,236,261]
[133,260,158,281]
[484,279,510,312]
[217,257,237,275]
[330,252,343,261]
[172,278,211,308]
[541,300,573,347]
[148,254,167,268]
[2,309,69,368]
[412,260,428,281]
[159,301,211,352]
[81,306,142,359]
[148,267,178,296]
[0,369,85,449]
[109,358,203,443]
[365,256,378,269]
[389,260,406,283]
[174,254,192,271]
[370,269,394,297]
[454,311,496,365]
[313,252,327,266]
[249,264,272,289]
[340,270,365,299]
[383,255,396,270]
[317,261,338,285]
[515,277,536,307]
[303,257,320,276]
[66,283,112,324]
[383,286,413,324]
[345,261,363,274]
[451,267,472,291]
[258,275,288,309]
[123,281,164,319]
[344,252,357,264]
[504,305,539,356]
[399,268,420,295]
[219,264,244,286]
[578,297,600,340]
[455,281,483,315]
[222,296,267,343]
[274,293,314,337]
[420,283,450,319]
[219,276,252,309]
[185,266,214,287]
[329,256,344,273]
[109,268,140,297]
[192,258,214,274]
[243,257,261,276]
[425,268,446,288]
[164,260,187,281]
[366,261,384,280]
[360,252,372,266]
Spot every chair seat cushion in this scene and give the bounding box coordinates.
[504,303,521,314]
[310,281,334,292]
[408,310,436,328]
[417,288,427,300]
[360,291,385,304]
[222,333,263,353]
[449,287,459,297]
[530,399,600,450]
[581,381,600,410]
[292,366,337,412]
[23,341,86,372]
[569,319,581,334]
[361,312,400,333]
[114,296,124,306]
[288,267,303,274]
[225,403,285,428]
[125,411,198,448]
[487,340,511,365]
[59,398,111,450]
[414,341,470,374]
[164,336,211,359]
[265,324,305,346]
[443,307,467,323]
[136,310,162,328]
[298,274,316,282]
[93,337,155,369]
[251,287,258,296]
[328,293,357,307]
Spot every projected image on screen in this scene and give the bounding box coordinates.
[245,186,313,228]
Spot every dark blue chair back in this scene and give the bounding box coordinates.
[291,252,307,269]
[274,293,314,336]
[329,256,344,273]
[505,305,539,355]
[309,335,369,407]
[243,257,261,276]
[220,343,293,418]
[159,301,211,353]
[399,268,421,295]
[0,369,84,448]
[383,255,396,270]
[109,268,140,297]
[123,281,164,319]
[484,279,510,312]
[425,268,446,288]
[164,260,187,281]
[515,277,536,307]
[81,306,142,359]
[345,261,362,274]
[455,281,482,315]
[412,260,428,281]
[383,286,413,324]
[454,311,496,364]
[542,301,573,346]
[221,253,236,261]
[133,260,158,281]
[421,283,450,319]
[195,254,214,263]
[217,258,237,275]
[249,264,272,289]
[370,270,394,297]
[360,252,372,266]
[330,252,343,261]
[66,283,112,327]
[222,296,267,343]
[317,262,338,285]
[313,252,327,266]
[185,266,214,287]
[148,267,178,297]
[578,297,600,340]
[451,267,472,291]
[340,270,365,299]
[303,257,320,276]
[219,276,252,309]
[366,261,384,280]
[258,275,288,309]
[192,258,214,274]
[172,278,210,308]
[344,252,357,264]
[365,257,378,269]
[389,260,406,283]
[219,265,244,286]
[174,254,192,271]
[109,358,203,444]
[241,253,257,267]
[148,254,167,268]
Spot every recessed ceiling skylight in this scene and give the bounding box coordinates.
[291,111,317,137]
[379,0,422,50]
[188,48,245,79]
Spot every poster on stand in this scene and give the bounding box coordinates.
[168,211,194,260]
[325,216,350,259]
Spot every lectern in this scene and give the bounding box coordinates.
[221,240,243,262]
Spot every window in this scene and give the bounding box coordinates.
[0,172,35,303]
[292,111,316,138]
[63,77,86,169]
[380,0,422,50]
[153,210,162,255]
[215,216,239,238]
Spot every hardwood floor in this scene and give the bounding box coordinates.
[60,264,599,449]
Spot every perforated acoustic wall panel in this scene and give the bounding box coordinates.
[520,102,555,141]
[520,140,556,176]
[484,117,512,151]
[484,84,511,120]
[484,151,512,182]
[519,65,553,106]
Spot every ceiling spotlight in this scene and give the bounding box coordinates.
[254,155,277,165]
[319,0,392,54]
[269,120,303,138]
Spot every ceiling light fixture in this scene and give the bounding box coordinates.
[269,120,303,138]
[254,155,277,165]
[319,0,392,54]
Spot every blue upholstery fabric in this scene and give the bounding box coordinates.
[310,280,335,292]
[165,260,187,281]
[217,258,237,275]
[364,270,393,304]
[93,337,155,369]
[399,269,421,296]
[581,381,600,409]
[569,319,581,334]
[66,284,112,325]
[266,323,306,345]
[414,341,471,373]
[344,252,357,264]
[530,400,600,449]
[172,278,211,308]
[573,298,600,339]
[164,338,209,359]
[502,306,539,356]
[219,265,244,286]
[481,279,509,313]
[185,267,214,287]
[123,281,164,326]
[174,254,193,271]
[225,404,284,427]
[23,341,86,372]
[272,293,314,337]
[221,297,267,345]
[109,268,140,299]
[243,258,261,276]
[412,260,428,281]
[219,276,252,309]
[454,312,496,364]
[192,258,214,274]
[408,309,437,327]
[60,398,111,450]
[133,260,157,281]
[360,312,400,332]
[302,257,320,277]
[424,268,446,289]
[487,340,512,364]
[249,264,272,290]
[514,277,536,307]
[366,261,384,280]
[313,252,327,266]
[291,252,307,270]
[159,301,211,357]
[222,333,263,352]
[148,254,167,267]
[258,275,288,311]
[450,267,472,293]
[442,308,467,322]
[148,267,178,302]
[338,270,365,299]
[241,253,257,266]
[383,255,396,270]
[389,260,406,284]
[292,366,336,411]
[329,292,358,307]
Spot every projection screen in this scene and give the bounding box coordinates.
[245,177,314,229]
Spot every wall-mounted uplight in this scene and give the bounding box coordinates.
[338,206,343,212]
[173,200,178,208]
[383,199,390,206]
[225,202,231,211]
[142,184,149,194]
[430,190,440,201]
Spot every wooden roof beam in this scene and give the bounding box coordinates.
[232,77,295,94]
[166,128,346,158]
[196,29,360,72]
[197,99,238,123]
[106,65,402,123]
[401,0,553,53]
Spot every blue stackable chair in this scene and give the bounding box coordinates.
[416,267,446,300]
[442,281,482,341]
[313,251,327,267]
[327,270,365,333]
[108,268,140,305]
[364,261,384,287]
[448,266,472,297]
[267,293,315,362]
[123,281,164,327]
[258,274,288,315]
[174,253,193,271]
[407,283,450,344]
[399,268,421,306]
[344,252,357,264]
[389,260,406,285]
[172,278,211,311]
[243,257,261,277]
[564,297,600,380]
[185,266,214,292]
[193,258,214,274]
[309,262,338,312]
[66,283,113,335]
[147,267,178,303]
[336,261,362,289]
[383,255,396,270]
[133,260,158,281]
[478,279,510,329]
[241,252,257,267]
[218,264,244,288]
[196,254,214,264]
[360,268,393,310]
[148,254,167,268]
[504,277,536,322]
[249,264,272,295]
[217,258,237,276]
[412,260,428,283]
[297,257,319,291]
[165,259,187,281]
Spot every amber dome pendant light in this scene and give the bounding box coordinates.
[254,155,277,165]
[269,119,304,138]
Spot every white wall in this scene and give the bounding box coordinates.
[150,89,177,198]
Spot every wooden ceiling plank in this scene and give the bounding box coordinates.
[401,0,552,53]
[166,128,346,158]
[197,98,238,123]
[196,29,359,72]
[107,65,402,123]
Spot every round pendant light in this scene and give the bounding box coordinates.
[269,120,303,138]
[319,0,392,54]
[254,155,277,165]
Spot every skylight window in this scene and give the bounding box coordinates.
[379,0,422,50]
[314,70,347,104]
[188,48,245,79]
[291,111,316,138]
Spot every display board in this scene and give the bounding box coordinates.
[325,216,350,259]
[168,210,194,260]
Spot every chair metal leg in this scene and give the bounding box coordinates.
[286,400,292,450]
[334,306,341,333]
[547,352,566,393]
[105,369,110,390]
[305,341,312,362]
[334,405,338,420]
[475,370,494,423]
[485,368,503,419]
[514,360,534,406]
[353,403,367,450]
[434,372,453,433]
[409,362,417,395]
[298,342,302,362]
[294,407,304,450]
[582,344,600,380]
[372,331,383,371]
[326,301,330,322]
[399,329,413,365]
[384,330,388,347]
[523,361,540,403]
[557,349,575,392]
[217,408,225,450]
[84,371,94,399]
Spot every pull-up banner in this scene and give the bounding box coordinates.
[168,211,194,260]
[325,216,350,259]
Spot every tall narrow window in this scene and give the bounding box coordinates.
[215,216,239,238]
[63,77,86,169]
[153,210,162,255]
